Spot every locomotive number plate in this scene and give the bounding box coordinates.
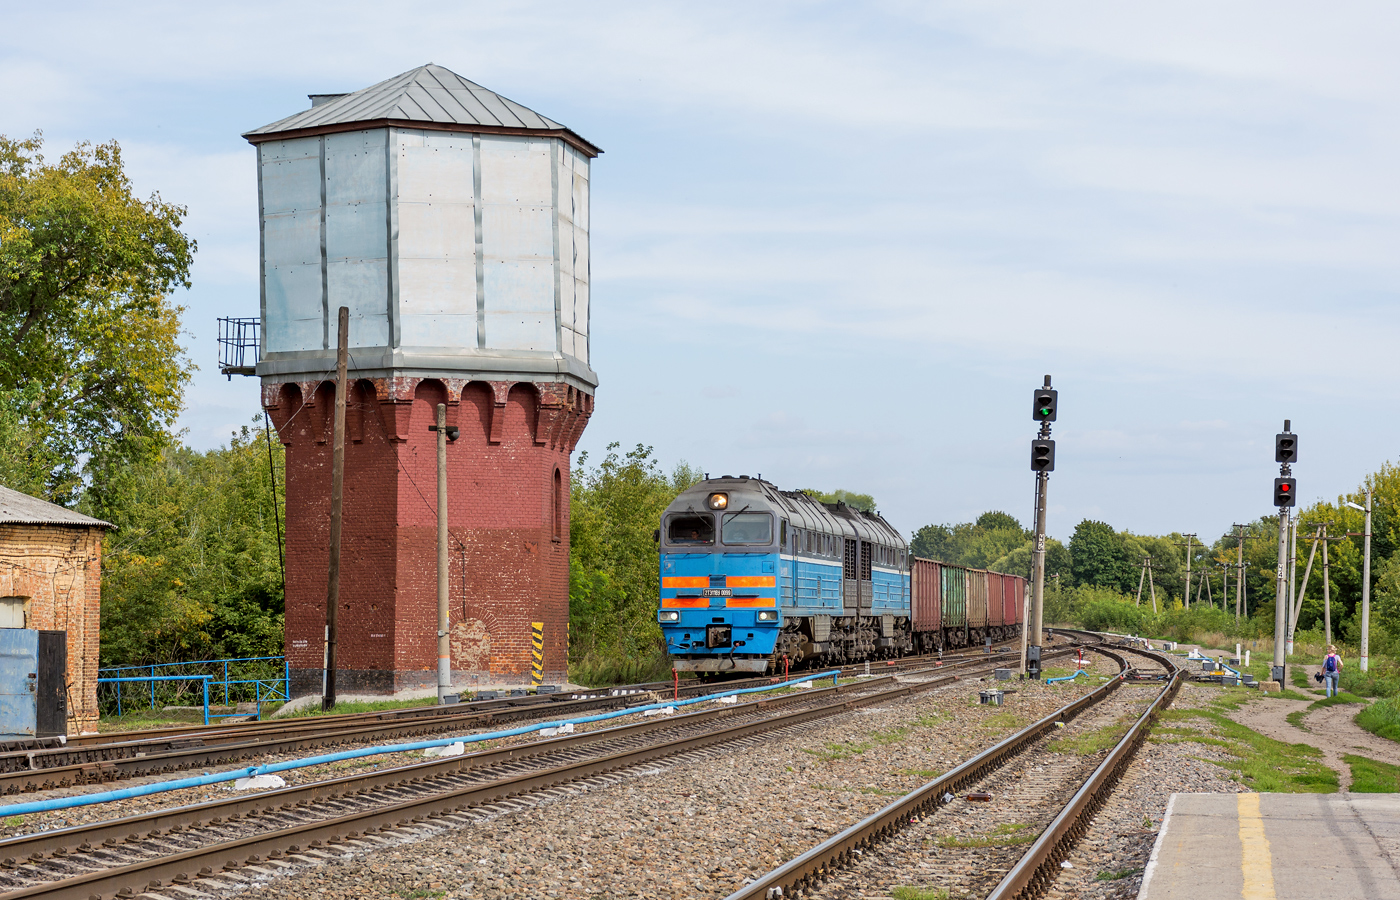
[701,588,733,597]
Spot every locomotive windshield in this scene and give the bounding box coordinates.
[666,513,715,545]
[721,511,773,544]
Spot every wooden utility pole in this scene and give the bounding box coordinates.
[1287,523,1323,654]
[1181,533,1196,609]
[323,306,348,712]
[1134,557,1159,613]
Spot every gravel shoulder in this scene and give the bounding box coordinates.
[1046,681,1245,900]
[200,656,1123,899]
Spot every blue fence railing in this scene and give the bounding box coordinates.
[97,656,290,722]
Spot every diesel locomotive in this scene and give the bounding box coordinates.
[657,476,1025,674]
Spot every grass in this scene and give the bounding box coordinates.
[1049,714,1137,756]
[1356,697,1400,743]
[97,708,211,731]
[1151,694,1338,793]
[1291,667,1314,690]
[891,888,950,900]
[570,650,673,687]
[2,816,23,828]
[279,697,441,718]
[802,714,942,761]
[1345,754,1400,792]
[936,823,1036,848]
[1096,867,1142,882]
[979,710,1030,730]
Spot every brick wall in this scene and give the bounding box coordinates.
[0,524,103,733]
[266,376,591,695]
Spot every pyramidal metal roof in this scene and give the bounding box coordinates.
[244,64,600,157]
[0,485,112,529]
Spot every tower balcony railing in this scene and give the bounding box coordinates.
[217,317,260,378]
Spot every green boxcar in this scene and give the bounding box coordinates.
[941,563,968,646]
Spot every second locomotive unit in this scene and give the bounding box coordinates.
[658,476,1024,674]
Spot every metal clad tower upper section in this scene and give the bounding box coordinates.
[245,64,600,390]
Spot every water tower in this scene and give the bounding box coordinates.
[242,64,598,694]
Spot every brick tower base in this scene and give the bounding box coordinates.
[265,376,592,696]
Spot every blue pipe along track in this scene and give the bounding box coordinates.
[0,670,841,817]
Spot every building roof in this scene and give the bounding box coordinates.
[243,63,601,157]
[0,486,113,529]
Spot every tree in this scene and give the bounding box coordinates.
[1069,519,1133,592]
[100,423,285,665]
[802,489,877,512]
[0,133,195,504]
[569,443,702,682]
[911,511,1034,571]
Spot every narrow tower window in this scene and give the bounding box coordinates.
[553,468,563,542]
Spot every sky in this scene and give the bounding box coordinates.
[4,2,1397,544]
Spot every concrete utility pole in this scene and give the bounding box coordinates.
[1232,524,1249,623]
[1288,518,1299,638]
[435,403,451,704]
[1345,491,1374,672]
[1323,525,1333,646]
[1026,375,1057,680]
[323,306,349,712]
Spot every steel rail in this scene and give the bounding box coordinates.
[719,644,1143,900]
[0,678,861,869]
[985,646,1183,900]
[0,645,1041,796]
[27,638,1024,755]
[0,648,1070,900]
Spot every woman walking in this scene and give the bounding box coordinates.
[1322,645,1342,698]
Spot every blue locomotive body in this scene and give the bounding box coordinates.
[659,476,912,674]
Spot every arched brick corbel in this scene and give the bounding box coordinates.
[487,381,513,445]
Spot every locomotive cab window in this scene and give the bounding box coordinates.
[721,512,773,545]
[667,514,715,545]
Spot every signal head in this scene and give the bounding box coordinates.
[1031,439,1056,472]
[1274,477,1296,508]
[1275,432,1297,464]
[1033,388,1058,422]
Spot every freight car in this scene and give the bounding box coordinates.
[657,476,1024,673]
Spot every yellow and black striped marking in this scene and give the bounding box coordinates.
[531,621,544,687]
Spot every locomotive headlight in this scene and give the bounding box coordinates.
[659,610,680,623]
[756,610,778,622]
[707,492,728,510]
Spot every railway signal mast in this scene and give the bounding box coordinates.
[1026,376,1057,680]
[1272,421,1297,686]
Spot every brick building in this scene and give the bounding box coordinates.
[247,65,598,695]
[0,486,111,733]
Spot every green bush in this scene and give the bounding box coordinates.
[1079,595,1146,634]
[1340,659,1400,699]
[1356,698,1400,742]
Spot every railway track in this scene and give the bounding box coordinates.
[721,639,1182,900]
[0,642,1077,900]
[0,639,1038,798]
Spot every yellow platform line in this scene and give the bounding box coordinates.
[1238,793,1276,900]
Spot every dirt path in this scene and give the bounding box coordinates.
[1223,667,1400,792]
